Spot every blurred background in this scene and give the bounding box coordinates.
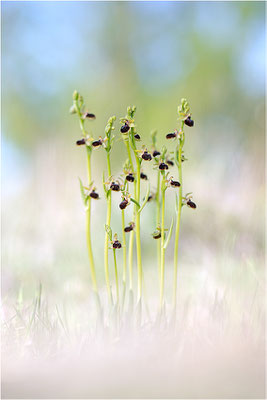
[1,1,265,398]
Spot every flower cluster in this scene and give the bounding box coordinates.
[71,91,196,318]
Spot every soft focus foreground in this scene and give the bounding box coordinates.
[2,1,265,399]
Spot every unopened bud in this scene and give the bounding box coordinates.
[73,90,79,101]
[69,105,77,114]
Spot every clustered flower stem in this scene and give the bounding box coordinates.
[71,93,195,322]
[73,93,98,296]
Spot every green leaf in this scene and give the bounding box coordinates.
[102,172,108,195]
[78,177,88,206]
[138,182,150,214]
[164,218,174,250]
[130,198,140,208]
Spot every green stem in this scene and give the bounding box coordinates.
[104,153,112,304]
[74,98,98,297]
[156,170,161,288]
[173,128,184,311]
[113,249,120,305]
[160,173,166,311]
[126,140,134,171]
[128,129,143,303]
[135,158,142,302]
[128,230,134,291]
[121,210,127,284]
[85,149,98,293]
[74,100,87,138]
[121,212,127,312]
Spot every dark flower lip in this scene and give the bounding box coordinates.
[187,200,197,209]
[152,232,161,239]
[166,132,177,139]
[159,162,169,170]
[142,152,152,161]
[121,123,130,133]
[84,113,96,119]
[184,116,194,127]
[153,150,161,157]
[119,199,129,209]
[124,223,134,232]
[110,182,120,191]
[92,140,102,147]
[166,160,174,166]
[76,138,86,146]
[140,172,148,180]
[113,240,122,249]
[170,180,180,187]
[90,191,99,199]
[134,134,141,140]
[126,173,135,182]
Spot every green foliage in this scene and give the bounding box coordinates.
[164,218,174,250]
[78,178,88,206]
[138,181,150,214]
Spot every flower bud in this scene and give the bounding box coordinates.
[69,105,77,114]
[72,90,79,101]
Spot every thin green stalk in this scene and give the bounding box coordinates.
[74,102,86,137]
[128,231,134,292]
[121,209,127,311]
[121,210,127,283]
[135,157,142,302]
[113,249,120,305]
[173,125,184,311]
[160,173,166,310]
[156,170,161,286]
[74,96,98,297]
[85,148,98,293]
[128,126,143,302]
[104,153,113,304]
[126,140,134,171]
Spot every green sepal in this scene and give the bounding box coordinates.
[78,177,88,206]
